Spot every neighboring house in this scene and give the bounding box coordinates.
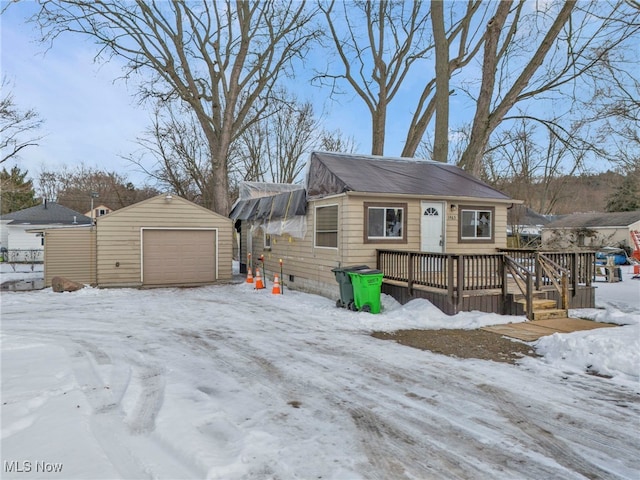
[506,205,552,247]
[542,210,640,251]
[39,194,234,288]
[0,201,91,262]
[84,204,112,220]
[231,152,518,300]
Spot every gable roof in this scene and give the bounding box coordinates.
[544,211,640,229]
[0,202,92,225]
[507,205,551,226]
[306,152,511,200]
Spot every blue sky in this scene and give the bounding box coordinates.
[1,2,380,189]
[2,1,630,193]
[2,2,153,186]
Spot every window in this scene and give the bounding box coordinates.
[460,208,493,241]
[264,232,272,250]
[364,202,407,243]
[315,205,338,248]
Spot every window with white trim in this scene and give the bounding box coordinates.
[366,205,405,240]
[460,208,493,240]
[315,205,338,248]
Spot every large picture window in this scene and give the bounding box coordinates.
[364,202,407,243]
[315,205,338,248]
[460,208,493,240]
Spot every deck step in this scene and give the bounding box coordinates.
[531,309,568,320]
[516,298,558,311]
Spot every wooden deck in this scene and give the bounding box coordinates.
[377,249,597,317]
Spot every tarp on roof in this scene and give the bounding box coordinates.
[229,184,307,238]
[229,188,306,221]
[305,151,512,200]
[238,181,304,200]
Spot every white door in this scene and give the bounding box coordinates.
[420,201,444,252]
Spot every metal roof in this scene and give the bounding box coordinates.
[0,202,92,225]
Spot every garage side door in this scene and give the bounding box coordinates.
[143,229,216,286]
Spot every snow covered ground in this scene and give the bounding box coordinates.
[1,263,639,479]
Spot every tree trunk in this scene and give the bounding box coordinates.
[459,1,576,177]
[431,0,449,163]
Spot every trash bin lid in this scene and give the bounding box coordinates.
[332,265,370,273]
[350,268,383,275]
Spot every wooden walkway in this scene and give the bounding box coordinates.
[481,318,618,341]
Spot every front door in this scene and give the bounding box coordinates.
[420,201,444,252]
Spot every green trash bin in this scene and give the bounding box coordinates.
[347,268,384,314]
[331,265,369,309]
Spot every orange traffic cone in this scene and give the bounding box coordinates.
[246,266,254,284]
[272,274,281,295]
[254,268,265,289]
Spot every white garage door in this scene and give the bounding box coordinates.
[143,229,216,286]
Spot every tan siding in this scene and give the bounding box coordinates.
[43,228,96,287]
[445,203,508,254]
[96,195,232,287]
[244,194,511,300]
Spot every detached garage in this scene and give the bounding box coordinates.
[41,194,233,288]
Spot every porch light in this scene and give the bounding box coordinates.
[450,204,457,211]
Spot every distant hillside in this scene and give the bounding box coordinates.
[492,171,624,215]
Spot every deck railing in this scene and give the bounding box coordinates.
[377,250,505,307]
[499,249,595,289]
[377,249,596,316]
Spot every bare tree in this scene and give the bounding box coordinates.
[318,0,434,155]
[404,0,485,159]
[484,118,592,214]
[235,93,320,184]
[457,1,640,176]
[0,78,44,164]
[38,164,158,213]
[321,0,639,178]
[318,129,358,154]
[129,103,213,205]
[33,1,320,215]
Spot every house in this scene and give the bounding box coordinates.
[506,205,552,247]
[84,204,112,220]
[231,152,518,301]
[39,194,234,288]
[0,201,91,262]
[541,210,640,252]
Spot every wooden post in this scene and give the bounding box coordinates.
[561,273,569,310]
[534,252,541,290]
[571,252,578,296]
[526,272,534,321]
[407,252,414,296]
[501,255,509,315]
[447,254,455,303]
[456,255,464,310]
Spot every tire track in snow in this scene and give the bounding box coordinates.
[478,383,630,479]
[125,364,166,435]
